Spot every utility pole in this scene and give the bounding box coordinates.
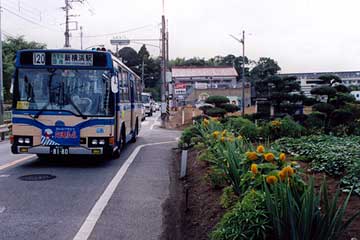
[241,30,245,116]
[80,26,83,49]
[64,0,70,47]
[230,31,246,116]
[141,56,145,89]
[63,0,83,48]
[0,0,4,125]
[160,14,167,122]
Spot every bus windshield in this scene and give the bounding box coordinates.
[14,68,113,116]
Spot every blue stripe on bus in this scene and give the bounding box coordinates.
[12,117,114,130]
[13,110,74,116]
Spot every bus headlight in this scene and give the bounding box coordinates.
[99,139,105,145]
[24,138,31,144]
[14,136,33,146]
[91,139,98,145]
[18,138,24,144]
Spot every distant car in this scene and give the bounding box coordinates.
[154,102,160,111]
[142,92,154,116]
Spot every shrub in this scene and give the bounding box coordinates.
[205,107,227,118]
[220,186,238,209]
[260,116,304,140]
[310,86,337,96]
[225,117,258,140]
[264,178,360,240]
[199,105,213,113]
[221,103,239,113]
[303,112,326,132]
[179,125,200,149]
[205,96,230,107]
[312,103,335,115]
[206,166,228,189]
[330,109,354,126]
[303,97,318,106]
[333,84,350,93]
[211,191,270,240]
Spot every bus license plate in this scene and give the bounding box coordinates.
[50,147,69,155]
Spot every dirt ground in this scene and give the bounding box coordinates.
[176,151,360,240]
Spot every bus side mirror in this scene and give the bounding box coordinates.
[111,76,118,93]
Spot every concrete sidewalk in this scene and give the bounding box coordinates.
[88,142,178,240]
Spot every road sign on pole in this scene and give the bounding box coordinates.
[110,39,130,45]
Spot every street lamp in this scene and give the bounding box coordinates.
[230,31,246,116]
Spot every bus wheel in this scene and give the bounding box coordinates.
[120,129,126,150]
[130,122,138,143]
[112,147,120,159]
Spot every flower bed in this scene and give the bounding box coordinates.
[179,117,360,240]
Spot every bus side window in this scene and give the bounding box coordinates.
[123,70,130,102]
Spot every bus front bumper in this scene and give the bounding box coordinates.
[12,145,104,155]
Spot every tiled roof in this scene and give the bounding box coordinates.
[172,66,238,78]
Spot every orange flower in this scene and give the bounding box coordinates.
[282,166,294,177]
[279,170,286,181]
[251,164,258,174]
[203,119,209,125]
[220,137,226,143]
[246,151,258,161]
[266,175,278,184]
[279,153,286,161]
[222,130,227,137]
[237,135,243,140]
[264,153,275,162]
[212,131,220,139]
[257,145,265,153]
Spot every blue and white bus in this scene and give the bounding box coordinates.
[10,49,143,158]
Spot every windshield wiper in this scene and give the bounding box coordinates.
[67,96,87,119]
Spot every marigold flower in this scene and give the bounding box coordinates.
[227,137,234,142]
[246,151,258,161]
[221,130,227,137]
[266,175,278,184]
[279,153,286,161]
[212,131,220,139]
[282,166,294,177]
[203,119,209,125]
[264,153,275,162]
[257,145,265,153]
[237,135,243,140]
[271,120,281,127]
[251,164,258,174]
[279,170,286,181]
[220,136,226,142]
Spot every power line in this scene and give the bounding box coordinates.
[2,6,62,33]
[76,24,158,38]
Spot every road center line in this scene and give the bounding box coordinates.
[73,140,177,240]
[0,155,35,171]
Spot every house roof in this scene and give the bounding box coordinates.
[172,66,238,78]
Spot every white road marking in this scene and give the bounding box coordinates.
[0,206,6,213]
[0,174,10,178]
[0,155,35,171]
[73,140,177,240]
[150,116,161,130]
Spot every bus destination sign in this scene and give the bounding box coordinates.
[51,53,93,66]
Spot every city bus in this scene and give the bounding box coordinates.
[10,49,143,158]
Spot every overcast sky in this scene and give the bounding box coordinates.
[3,0,360,73]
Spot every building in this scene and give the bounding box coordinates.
[281,71,360,97]
[171,66,251,108]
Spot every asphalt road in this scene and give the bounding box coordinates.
[0,112,180,240]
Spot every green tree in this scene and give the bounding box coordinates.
[3,36,46,102]
[118,47,140,68]
[138,44,150,61]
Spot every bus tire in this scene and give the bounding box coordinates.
[130,120,138,143]
[120,127,126,150]
[112,147,120,159]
